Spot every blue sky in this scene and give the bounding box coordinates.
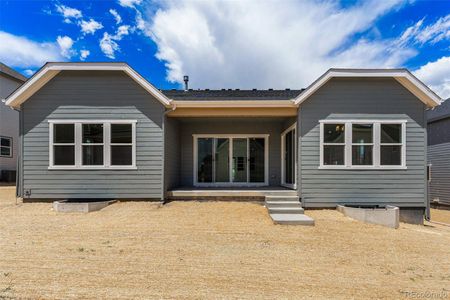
[0,0,449,98]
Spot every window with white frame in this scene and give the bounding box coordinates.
[352,124,373,166]
[320,120,406,169]
[0,136,12,157]
[82,124,104,166]
[322,123,345,165]
[49,120,136,169]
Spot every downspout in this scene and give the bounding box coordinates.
[424,106,430,221]
[161,102,176,202]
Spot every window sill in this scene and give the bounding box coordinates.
[48,166,137,170]
[318,166,407,170]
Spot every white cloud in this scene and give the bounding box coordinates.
[118,0,142,8]
[55,4,82,23]
[145,0,413,88]
[98,25,131,59]
[57,35,75,58]
[0,31,62,68]
[109,9,122,24]
[100,33,119,59]
[416,15,450,44]
[116,25,130,38]
[23,69,35,76]
[396,15,450,47]
[414,56,450,99]
[135,10,146,31]
[80,50,90,60]
[80,19,104,35]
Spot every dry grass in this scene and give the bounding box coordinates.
[0,187,449,299]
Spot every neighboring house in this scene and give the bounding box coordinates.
[5,63,441,223]
[427,99,450,207]
[0,63,26,182]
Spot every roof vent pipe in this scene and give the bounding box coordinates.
[183,75,189,91]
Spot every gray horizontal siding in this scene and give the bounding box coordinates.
[22,70,165,199]
[428,118,450,145]
[178,118,285,187]
[428,142,450,205]
[164,117,180,191]
[299,77,427,208]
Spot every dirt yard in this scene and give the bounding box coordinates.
[431,208,450,224]
[0,186,449,299]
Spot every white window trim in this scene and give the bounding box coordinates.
[319,119,407,170]
[48,120,137,170]
[0,136,13,158]
[281,123,297,189]
[193,134,269,187]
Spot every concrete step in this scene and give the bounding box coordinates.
[265,195,300,202]
[265,201,302,208]
[268,207,304,214]
[270,213,315,226]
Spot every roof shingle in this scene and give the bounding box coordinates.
[161,89,304,101]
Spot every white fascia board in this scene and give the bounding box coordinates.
[293,69,442,108]
[172,100,297,108]
[5,63,172,109]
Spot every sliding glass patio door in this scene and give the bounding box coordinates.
[195,136,267,186]
[282,124,297,189]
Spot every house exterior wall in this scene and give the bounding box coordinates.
[427,117,450,206]
[178,118,285,187]
[428,142,450,206]
[298,77,427,208]
[0,73,22,178]
[164,117,180,192]
[21,71,165,199]
[428,117,450,145]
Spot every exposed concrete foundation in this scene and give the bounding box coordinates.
[53,200,115,213]
[337,205,399,229]
[399,208,424,225]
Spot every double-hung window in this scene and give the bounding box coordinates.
[380,124,403,165]
[320,120,406,169]
[49,120,136,169]
[322,124,345,166]
[0,136,13,158]
[352,124,373,166]
[82,124,104,166]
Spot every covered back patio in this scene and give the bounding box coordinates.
[164,116,298,199]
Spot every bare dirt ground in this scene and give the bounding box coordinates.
[431,208,450,224]
[0,186,449,299]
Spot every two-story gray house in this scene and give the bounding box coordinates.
[0,63,27,182]
[4,62,442,223]
[427,99,450,208]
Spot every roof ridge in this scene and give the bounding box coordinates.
[0,62,27,82]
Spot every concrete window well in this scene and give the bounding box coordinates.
[337,205,400,229]
[53,199,116,213]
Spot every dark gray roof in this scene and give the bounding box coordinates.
[161,89,304,100]
[0,63,27,82]
[428,98,450,122]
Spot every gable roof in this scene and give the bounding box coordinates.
[293,68,442,108]
[428,98,450,123]
[0,63,27,82]
[162,89,303,101]
[4,62,172,109]
[4,64,442,109]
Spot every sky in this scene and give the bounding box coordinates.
[0,0,449,98]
